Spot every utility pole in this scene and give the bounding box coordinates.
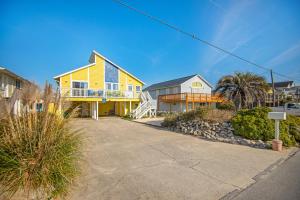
[270,69,276,107]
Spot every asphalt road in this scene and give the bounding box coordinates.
[232,150,300,200]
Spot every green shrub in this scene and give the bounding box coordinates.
[281,115,300,144]
[231,107,273,141]
[122,114,133,120]
[217,101,235,111]
[0,84,81,199]
[161,113,178,127]
[231,107,297,147]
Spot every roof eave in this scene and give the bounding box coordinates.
[92,50,145,85]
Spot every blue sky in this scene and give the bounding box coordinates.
[1,0,300,88]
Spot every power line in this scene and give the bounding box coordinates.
[112,0,300,82]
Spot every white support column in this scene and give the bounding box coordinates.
[129,101,132,114]
[93,102,96,119]
[96,101,99,120]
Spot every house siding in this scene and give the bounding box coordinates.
[58,54,143,94]
[148,86,181,100]
[0,72,18,97]
[180,75,211,94]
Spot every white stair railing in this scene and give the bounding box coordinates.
[132,91,156,119]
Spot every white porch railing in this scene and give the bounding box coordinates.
[60,88,141,99]
[132,91,157,119]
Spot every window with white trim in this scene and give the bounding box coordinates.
[106,82,119,91]
[113,83,119,90]
[72,81,88,96]
[136,85,141,92]
[127,84,133,92]
[72,81,88,88]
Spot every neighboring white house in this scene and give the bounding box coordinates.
[0,67,32,115]
[143,74,213,112]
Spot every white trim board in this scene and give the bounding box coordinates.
[53,50,145,85]
[53,63,95,79]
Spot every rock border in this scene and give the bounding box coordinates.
[166,120,271,149]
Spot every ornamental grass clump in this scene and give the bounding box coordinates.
[0,84,81,199]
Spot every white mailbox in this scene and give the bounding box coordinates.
[268,112,286,141]
[268,112,286,120]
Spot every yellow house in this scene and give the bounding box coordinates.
[53,50,144,120]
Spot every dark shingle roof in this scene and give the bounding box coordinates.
[144,74,196,91]
[144,74,213,91]
[268,81,294,88]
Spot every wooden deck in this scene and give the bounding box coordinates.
[158,93,224,103]
[158,93,224,112]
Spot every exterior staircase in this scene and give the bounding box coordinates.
[132,91,157,119]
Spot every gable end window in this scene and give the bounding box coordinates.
[192,82,203,88]
[105,61,119,83]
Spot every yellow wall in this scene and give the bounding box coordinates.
[72,67,88,81]
[90,55,105,89]
[119,70,143,93]
[114,101,139,116]
[61,74,71,88]
[60,74,71,96]
[58,53,143,93]
[98,101,115,116]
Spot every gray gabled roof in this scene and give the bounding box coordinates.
[268,81,294,88]
[144,74,212,91]
[0,66,30,83]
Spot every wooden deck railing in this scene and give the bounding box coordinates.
[158,93,224,103]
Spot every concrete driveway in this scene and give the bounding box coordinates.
[69,117,294,200]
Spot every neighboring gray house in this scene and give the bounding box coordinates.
[268,81,295,92]
[143,74,213,112]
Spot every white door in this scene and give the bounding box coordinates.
[126,84,133,98]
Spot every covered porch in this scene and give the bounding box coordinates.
[70,100,140,120]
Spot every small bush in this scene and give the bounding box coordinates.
[178,108,207,122]
[162,108,209,127]
[161,113,178,127]
[122,114,133,120]
[231,107,297,147]
[217,101,235,111]
[281,115,300,144]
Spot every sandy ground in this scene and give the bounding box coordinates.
[66,117,295,200]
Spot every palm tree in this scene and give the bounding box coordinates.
[215,72,270,110]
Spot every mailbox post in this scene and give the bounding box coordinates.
[268,112,286,151]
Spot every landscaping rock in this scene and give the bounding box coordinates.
[169,119,270,149]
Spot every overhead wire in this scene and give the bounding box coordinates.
[112,0,300,82]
